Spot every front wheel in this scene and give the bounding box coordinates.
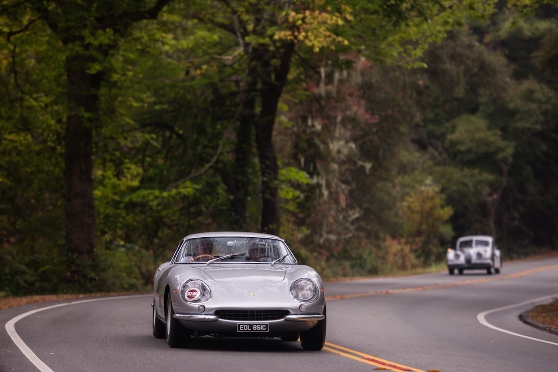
[152,302,165,339]
[300,306,326,351]
[166,293,190,348]
[448,268,455,275]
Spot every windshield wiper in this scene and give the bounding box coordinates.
[207,252,246,265]
[271,254,288,266]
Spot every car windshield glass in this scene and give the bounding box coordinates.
[473,240,490,247]
[457,239,473,250]
[175,237,297,264]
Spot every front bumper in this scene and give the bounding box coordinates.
[174,313,324,322]
[174,313,324,334]
[447,260,493,270]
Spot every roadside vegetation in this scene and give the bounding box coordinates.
[2,0,558,298]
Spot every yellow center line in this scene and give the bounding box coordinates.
[324,341,425,371]
[325,265,558,301]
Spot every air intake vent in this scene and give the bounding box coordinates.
[215,310,289,321]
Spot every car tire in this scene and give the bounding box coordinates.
[486,267,493,275]
[153,302,165,339]
[458,269,464,275]
[495,268,500,274]
[448,268,455,275]
[280,332,299,341]
[300,306,326,351]
[166,293,190,348]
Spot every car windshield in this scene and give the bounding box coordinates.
[473,239,490,247]
[457,238,490,251]
[457,239,473,250]
[175,237,297,264]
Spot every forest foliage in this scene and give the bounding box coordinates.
[1,0,558,295]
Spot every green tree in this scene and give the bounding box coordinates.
[402,180,453,264]
[1,0,172,284]
[185,0,499,235]
[415,11,558,251]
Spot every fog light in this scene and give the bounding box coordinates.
[299,304,307,312]
[197,305,205,313]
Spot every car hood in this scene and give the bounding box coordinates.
[163,264,325,310]
[201,266,287,283]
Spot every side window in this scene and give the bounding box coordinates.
[171,239,185,263]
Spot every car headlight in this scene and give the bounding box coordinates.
[181,279,212,303]
[290,278,319,303]
[454,251,461,259]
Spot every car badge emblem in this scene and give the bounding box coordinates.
[249,292,254,296]
[186,288,201,301]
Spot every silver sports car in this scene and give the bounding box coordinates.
[152,232,326,350]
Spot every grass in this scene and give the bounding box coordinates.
[529,299,558,328]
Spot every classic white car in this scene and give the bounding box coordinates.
[152,232,326,350]
[446,235,502,275]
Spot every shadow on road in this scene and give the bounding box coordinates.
[160,336,305,352]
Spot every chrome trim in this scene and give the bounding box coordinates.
[284,314,325,321]
[173,314,218,322]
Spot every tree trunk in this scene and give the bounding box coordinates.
[64,54,102,280]
[486,163,509,237]
[217,76,258,230]
[255,42,295,235]
[255,111,280,234]
[232,78,258,229]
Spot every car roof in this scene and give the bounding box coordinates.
[457,235,493,241]
[182,231,284,241]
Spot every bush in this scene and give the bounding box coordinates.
[95,242,153,292]
[0,247,33,296]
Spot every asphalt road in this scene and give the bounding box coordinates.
[1,256,557,372]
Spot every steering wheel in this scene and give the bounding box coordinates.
[189,254,216,262]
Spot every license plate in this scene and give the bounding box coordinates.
[237,323,269,332]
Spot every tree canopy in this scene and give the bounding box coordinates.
[1,0,558,294]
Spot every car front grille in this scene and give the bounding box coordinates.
[215,309,290,321]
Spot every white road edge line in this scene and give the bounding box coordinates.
[5,294,150,372]
[477,293,558,346]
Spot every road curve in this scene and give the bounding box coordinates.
[1,255,557,372]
